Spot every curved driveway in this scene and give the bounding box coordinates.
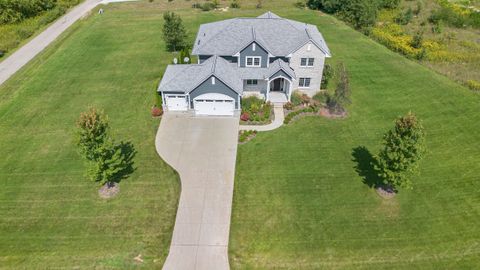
[156,113,239,270]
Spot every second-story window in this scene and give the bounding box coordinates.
[246,56,261,67]
[300,58,315,67]
[246,79,258,85]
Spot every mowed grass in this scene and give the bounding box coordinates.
[229,6,480,270]
[0,0,479,268]
[0,2,189,268]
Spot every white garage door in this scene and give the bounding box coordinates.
[194,93,235,116]
[165,95,188,111]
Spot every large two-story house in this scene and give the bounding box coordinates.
[157,11,331,116]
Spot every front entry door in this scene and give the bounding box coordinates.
[271,78,284,91]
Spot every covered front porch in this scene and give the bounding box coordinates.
[266,75,292,103]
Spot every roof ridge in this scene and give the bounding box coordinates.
[211,56,217,73]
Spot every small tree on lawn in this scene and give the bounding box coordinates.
[374,112,426,190]
[327,62,351,114]
[87,140,130,187]
[76,108,136,188]
[76,108,109,161]
[162,11,188,52]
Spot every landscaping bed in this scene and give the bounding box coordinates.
[238,130,257,144]
[239,96,274,125]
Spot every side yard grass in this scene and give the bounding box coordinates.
[0,4,182,268]
[230,6,480,270]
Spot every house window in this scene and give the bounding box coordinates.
[246,79,258,85]
[299,78,311,88]
[252,43,256,51]
[300,58,315,67]
[211,77,216,85]
[246,56,261,67]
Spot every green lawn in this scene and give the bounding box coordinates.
[1,0,479,268]
[230,6,480,270]
[0,2,186,268]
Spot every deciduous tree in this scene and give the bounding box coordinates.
[375,112,426,190]
[162,11,187,52]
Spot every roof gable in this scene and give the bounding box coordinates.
[192,12,330,57]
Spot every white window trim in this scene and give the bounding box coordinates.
[298,78,311,88]
[211,77,216,85]
[252,43,256,51]
[246,79,258,85]
[245,56,262,67]
[300,57,315,67]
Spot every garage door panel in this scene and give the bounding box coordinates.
[165,95,188,111]
[193,94,235,116]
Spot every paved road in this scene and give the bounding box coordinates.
[0,0,102,86]
[156,113,239,270]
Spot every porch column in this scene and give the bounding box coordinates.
[288,80,293,102]
[266,79,270,101]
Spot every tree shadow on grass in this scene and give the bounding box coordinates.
[351,146,382,188]
[111,141,137,184]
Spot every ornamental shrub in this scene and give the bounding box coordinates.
[466,80,480,91]
[240,112,250,121]
[230,0,240,8]
[321,63,334,89]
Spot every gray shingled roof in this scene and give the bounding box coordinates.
[192,11,331,57]
[158,57,295,94]
[158,56,243,94]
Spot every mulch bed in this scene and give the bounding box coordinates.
[286,111,319,124]
[376,185,397,199]
[98,182,120,199]
[319,107,347,119]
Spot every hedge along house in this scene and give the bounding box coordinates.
[158,12,331,116]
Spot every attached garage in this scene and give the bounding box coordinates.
[164,94,188,111]
[193,93,235,116]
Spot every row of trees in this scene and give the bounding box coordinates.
[307,0,401,29]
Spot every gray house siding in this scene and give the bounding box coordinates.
[270,69,292,80]
[269,57,289,63]
[239,42,269,68]
[189,75,240,109]
[199,55,211,63]
[221,56,238,63]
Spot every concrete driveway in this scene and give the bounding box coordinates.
[156,113,239,270]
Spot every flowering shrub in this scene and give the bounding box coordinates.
[370,26,420,59]
[467,80,480,92]
[151,106,163,117]
[241,96,272,123]
[240,112,250,121]
[283,102,294,110]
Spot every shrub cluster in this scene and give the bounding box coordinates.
[241,96,272,123]
[238,130,257,143]
[0,0,56,24]
[466,80,480,92]
[429,0,480,29]
[193,0,219,11]
[0,0,79,55]
[284,105,319,124]
[307,0,399,29]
